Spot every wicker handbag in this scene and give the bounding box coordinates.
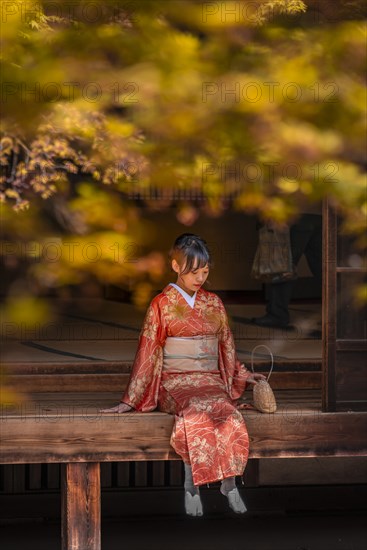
[251,345,277,413]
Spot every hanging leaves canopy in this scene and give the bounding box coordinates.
[1,0,366,305]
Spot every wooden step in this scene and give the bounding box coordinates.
[2,360,322,392]
[3,371,322,393]
[2,359,321,374]
[1,391,366,464]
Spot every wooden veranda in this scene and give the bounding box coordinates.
[1,200,366,550]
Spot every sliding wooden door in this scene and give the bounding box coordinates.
[323,199,367,411]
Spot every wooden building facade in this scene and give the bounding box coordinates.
[1,200,366,550]
[323,201,367,411]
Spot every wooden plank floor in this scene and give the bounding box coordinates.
[1,390,367,464]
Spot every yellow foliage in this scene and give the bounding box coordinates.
[0,0,365,307]
[354,284,367,306]
[276,178,300,193]
[2,296,53,327]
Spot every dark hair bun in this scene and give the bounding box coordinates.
[169,233,212,274]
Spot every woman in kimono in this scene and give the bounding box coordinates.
[101,233,265,516]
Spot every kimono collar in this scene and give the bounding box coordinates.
[169,283,197,309]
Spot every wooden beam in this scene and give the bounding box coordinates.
[61,462,100,550]
[4,371,322,393]
[1,403,367,464]
[336,340,367,351]
[2,359,321,375]
[1,362,131,375]
[5,374,129,393]
[322,198,337,411]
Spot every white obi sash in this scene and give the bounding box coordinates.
[163,335,219,372]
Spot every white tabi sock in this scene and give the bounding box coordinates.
[220,476,247,514]
[220,476,236,496]
[184,463,200,496]
[183,463,203,516]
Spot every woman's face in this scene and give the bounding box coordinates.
[172,257,209,296]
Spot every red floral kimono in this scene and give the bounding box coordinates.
[121,284,251,486]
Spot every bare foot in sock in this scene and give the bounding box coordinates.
[185,491,203,516]
[184,463,203,516]
[225,488,247,514]
[220,477,247,514]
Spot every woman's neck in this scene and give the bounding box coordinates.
[173,280,195,297]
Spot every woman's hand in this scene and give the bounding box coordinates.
[100,402,133,413]
[242,367,267,386]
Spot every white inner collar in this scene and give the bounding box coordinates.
[170,283,197,308]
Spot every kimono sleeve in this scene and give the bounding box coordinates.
[217,298,250,400]
[120,297,165,412]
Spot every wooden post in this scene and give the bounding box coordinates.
[322,198,337,412]
[61,462,100,550]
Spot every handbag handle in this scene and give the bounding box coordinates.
[250,344,274,382]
